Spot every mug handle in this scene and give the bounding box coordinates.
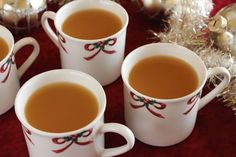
[198,67,231,110]
[41,11,59,47]
[13,37,40,78]
[98,123,135,157]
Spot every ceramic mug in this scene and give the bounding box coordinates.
[15,69,135,157]
[41,0,129,86]
[0,25,39,115]
[121,43,231,146]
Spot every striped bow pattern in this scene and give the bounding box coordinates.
[52,129,93,154]
[129,92,166,119]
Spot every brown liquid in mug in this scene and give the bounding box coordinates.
[0,37,9,61]
[62,8,122,40]
[129,56,199,99]
[25,82,99,133]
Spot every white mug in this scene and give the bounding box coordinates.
[0,25,39,115]
[15,69,135,157]
[41,0,129,86]
[121,43,231,146]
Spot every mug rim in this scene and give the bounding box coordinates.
[0,25,14,63]
[54,0,129,42]
[121,42,208,103]
[15,69,106,137]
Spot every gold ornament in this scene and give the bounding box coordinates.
[209,3,236,57]
[0,0,47,34]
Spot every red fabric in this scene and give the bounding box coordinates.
[1,0,236,157]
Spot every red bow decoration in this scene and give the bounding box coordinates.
[130,92,166,118]
[0,53,15,83]
[84,38,117,61]
[52,129,93,153]
[57,32,68,53]
[183,92,201,115]
[23,127,34,145]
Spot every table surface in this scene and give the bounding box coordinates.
[1,0,236,157]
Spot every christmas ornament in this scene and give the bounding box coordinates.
[148,0,236,114]
[132,0,179,20]
[209,3,236,57]
[0,0,47,34]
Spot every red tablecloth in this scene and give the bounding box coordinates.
[1,0,236,157]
